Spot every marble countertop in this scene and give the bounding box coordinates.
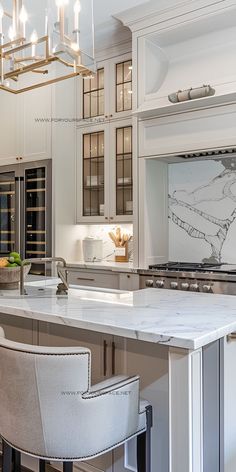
[66,261,137,273]
[1,280,236,350]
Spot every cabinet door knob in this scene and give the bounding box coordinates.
[105,217,109,220]
[110,217,114,220]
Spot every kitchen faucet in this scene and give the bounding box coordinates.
[20,257,69,296]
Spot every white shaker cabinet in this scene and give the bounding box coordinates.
[17,85,52,163]
[0,84,52,167]
[0,91,18,165]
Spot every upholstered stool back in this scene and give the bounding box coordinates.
[0,336,140,461]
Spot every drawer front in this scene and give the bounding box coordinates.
[68,270,119,289]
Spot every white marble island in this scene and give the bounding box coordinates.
[0,281,236,349]
[1,281,236,472]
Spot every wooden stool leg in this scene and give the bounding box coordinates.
[63,462,73,472]
[2,440,12,472]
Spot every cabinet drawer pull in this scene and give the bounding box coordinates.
[103,340,108,377]
[112,341,115,376]
[76,277,95,282]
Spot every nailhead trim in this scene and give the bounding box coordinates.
[1,424,147,461]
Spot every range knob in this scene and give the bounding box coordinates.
[145,279,154,288]
[156,280,164,288]
[181,282,189,290]
[170,281,178,290]
[190,283,199,292]
[202,284,212,293]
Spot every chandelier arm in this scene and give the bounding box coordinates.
[3,11,13,19]
[4,57,57,79]
[0,38,25,51]
[2,36,49,56]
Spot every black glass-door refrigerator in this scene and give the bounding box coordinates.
[0,159,52,275]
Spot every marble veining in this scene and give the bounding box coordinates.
[1,281,236,350]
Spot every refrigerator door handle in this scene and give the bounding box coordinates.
[15,176,24,257]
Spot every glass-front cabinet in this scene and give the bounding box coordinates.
[77,51,133,224]
[83,130,106,218]
[77,53,133,124]
[77,120,133,224]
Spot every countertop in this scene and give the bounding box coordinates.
[66,261,137,273]
[1,280,236,350]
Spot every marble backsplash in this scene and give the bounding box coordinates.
[169,157,236,263]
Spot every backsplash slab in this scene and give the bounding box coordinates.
[169,157,236,263]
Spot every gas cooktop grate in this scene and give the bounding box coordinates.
[149,262,223,272]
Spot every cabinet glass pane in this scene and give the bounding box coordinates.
[83,131,105,217]
[25,167,46,258]
[116,126,133,216]
[116,60,132,112]
[83,68,104,119]
[0,172,15,255]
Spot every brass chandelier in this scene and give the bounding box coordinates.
[0,0,95,93]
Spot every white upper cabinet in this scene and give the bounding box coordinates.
[0,84,52,167]
[18,85,52,163]
[76,118,133,224]
[76,51,133,224]
[77,53,133,125]
[0,91,18,165]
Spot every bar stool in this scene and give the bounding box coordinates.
[0,328,152,472]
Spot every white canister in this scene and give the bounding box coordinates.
[82,237,103,262]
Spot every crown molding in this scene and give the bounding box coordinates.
[114,0,236,32]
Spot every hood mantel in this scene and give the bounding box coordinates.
[115,0,236,119]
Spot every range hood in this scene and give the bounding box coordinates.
[157,147,236,163]
[139,101,236,161]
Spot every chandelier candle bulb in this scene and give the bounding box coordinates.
[30,30,38,57]
[19,5,28,38]
[74,0,81,32]
[8,26,15,42]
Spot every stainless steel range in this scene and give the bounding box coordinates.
[139,262,236,295]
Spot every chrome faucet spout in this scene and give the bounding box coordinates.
[20,257,69,296]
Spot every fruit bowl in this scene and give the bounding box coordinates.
[0,264,31,290]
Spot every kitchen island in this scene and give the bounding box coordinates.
[1,280,236,472]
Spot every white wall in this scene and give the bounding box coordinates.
[52,76,78,262]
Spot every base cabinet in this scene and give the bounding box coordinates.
[0,313,35,344]
[66,269,139,292]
